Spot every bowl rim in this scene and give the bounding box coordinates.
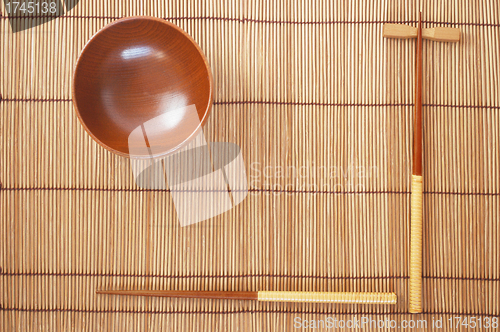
[72,16,214,159]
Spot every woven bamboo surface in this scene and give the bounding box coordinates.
[1,0,499,331]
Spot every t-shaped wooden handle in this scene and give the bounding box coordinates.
[383,24,460,42]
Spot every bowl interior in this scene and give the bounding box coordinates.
[73,17,212,157]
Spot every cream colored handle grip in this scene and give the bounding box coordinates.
[409,175,423,313]
[257,291,397,304]
[383,24,460,42]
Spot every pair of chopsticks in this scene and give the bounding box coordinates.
[97,14,459,308]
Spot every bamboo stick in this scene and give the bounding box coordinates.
[97,290,398,304]
[409,13,424,314]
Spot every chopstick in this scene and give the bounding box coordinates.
[97,290,397,304]
[409,12,424,313]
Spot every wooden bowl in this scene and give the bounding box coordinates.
[73,17,213,158]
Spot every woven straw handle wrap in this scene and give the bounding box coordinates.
[409,174,423,313]
[257,291,397,304]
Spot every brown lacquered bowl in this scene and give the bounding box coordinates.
[73,17,213,158]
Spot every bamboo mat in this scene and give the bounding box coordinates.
[1,0,499,331]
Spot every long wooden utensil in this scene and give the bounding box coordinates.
[97,290,397,304]
[409,12,424,314]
